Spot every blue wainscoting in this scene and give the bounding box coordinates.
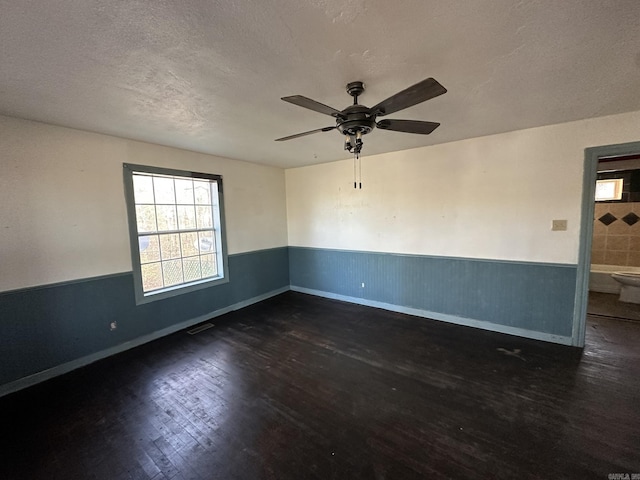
[1,245,579,396]
[0,247,289,395]
[289,247,577,344]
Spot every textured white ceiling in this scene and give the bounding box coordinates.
[1,0,639,168]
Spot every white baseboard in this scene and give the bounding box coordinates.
[291,286,574,346]
[0,286,290,398]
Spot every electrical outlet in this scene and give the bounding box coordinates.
[110,321,117,331]
[552,219,567,231]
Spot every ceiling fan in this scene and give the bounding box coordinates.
[275,77,447,160]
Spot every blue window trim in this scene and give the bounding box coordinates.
[123,163,230,305]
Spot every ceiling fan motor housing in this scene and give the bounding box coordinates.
[336,105,376,136]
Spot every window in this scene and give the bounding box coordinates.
[595,178,623,201]
[123,164,228,303]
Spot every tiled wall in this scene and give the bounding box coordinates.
[592,202,640,266]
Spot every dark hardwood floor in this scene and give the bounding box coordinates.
[1,291,639,479]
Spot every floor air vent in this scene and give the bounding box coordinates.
[187,323,215,335]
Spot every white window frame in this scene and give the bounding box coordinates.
[123,164,229,304]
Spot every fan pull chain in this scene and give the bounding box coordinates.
[353,151,362,189]
[353,154,357,189]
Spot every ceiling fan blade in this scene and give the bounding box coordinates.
[376,119,440,135]
[371,78,447,116]
[275,126,336,141]
[281,95,344,118]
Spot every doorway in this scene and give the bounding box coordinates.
[574,141,640,346]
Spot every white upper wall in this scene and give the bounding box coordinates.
[0,115,288,292]
[3,109,639,292]
[286,110,640,265]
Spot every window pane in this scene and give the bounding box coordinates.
[139,235,160,263]
[141,262,163,292]
[133,175,154,204]
[198,230,215,253]
[159,233,181,260]
[177,205,196,230]
[162,259,183,286]
[194,181,211,204]
[156,205,178,231]
[153,176,175,204]
[180,232,199,257]
[183,257,202,282]
[175,178,194,204]
[135,205,157,233]
[595,178,623,201]
[196,206,213,229]
[201,254,217,278]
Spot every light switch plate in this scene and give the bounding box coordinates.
[552,219,567,231]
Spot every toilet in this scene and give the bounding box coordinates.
[610,272,640,303]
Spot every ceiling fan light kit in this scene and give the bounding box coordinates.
[276,77,447,188]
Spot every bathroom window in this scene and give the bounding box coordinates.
[595,178,623,201]
[123,164,228,304]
